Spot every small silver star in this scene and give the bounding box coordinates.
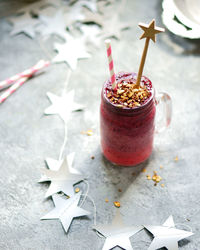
[100,14,130,39]
[41,192,90,233]
[44,90,84,122]
[38,10,67,38]
[94,210,143,250]
[39,156,84,198]
[16,0,61,15]
[145,215,194,250]
[53,38,90,70]
[9,12,40,38]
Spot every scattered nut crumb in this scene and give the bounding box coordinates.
[161,184,165,188]
[105,198,109,203]
[86,129,93,136]
[75,188,80,193]
[174,156,179,162]
[146,175,151,180]
[142,168,147,173]
[118,189,122,192]
[81,129,93,136]
[91,156,95,160]
[114,201,121,208]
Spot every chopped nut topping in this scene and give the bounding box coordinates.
[91,156,95,160]
[161,184,165,188]
[146,175,151,180]
[105,198,109,203]
[174,156,179,162]
[142,168,147,173]
[114,201,121,208]
[106,78,151,108]
[75,188,80,193]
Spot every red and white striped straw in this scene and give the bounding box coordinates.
[0,60,49,91]
[105,39,117,89]
[0,60,50,104]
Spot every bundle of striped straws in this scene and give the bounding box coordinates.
[0,60,50,104]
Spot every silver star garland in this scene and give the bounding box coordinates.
[39,156,84,198]
[44,90,84,122]
[9,12,40,38]
[145,215,194,250]
[53,38,91,70]
[41,192,90,233]
[94,210,143,250]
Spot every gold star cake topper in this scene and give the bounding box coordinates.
[135,19,165,87]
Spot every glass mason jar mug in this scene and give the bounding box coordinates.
[100,72,172,166]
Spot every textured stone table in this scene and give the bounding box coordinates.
[0,0,200,249]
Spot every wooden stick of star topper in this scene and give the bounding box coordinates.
[135,19,165,88]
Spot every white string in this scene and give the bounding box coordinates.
[80,193,97,227]
[79,180,90,207]
[59,123,68,161]
[62,69,72,96]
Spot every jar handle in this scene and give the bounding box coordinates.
[155,92,172,133]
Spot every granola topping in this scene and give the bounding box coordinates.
[105,73,152,109]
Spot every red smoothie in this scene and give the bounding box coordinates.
[100,72,156,166]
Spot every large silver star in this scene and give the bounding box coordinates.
[145,215,194,250]
[94,211,143,250]
[9,12,40,38]
[41,192,90,233]
[44,90,84,122]
[53,38,90,70]
[38,10,67,38]
[39,156,84,198]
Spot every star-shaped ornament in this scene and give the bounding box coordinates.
[9,12,40,38]
[41,192,90,233]
[44,90,84,122]
[63,5,84,29]
[16,0,61,15]
[145,215,194,250]
[94,211,143,250]
[39,156,84,198]
[53,38,90,70]
[100,14,130,39]
[38,10,67,39]
[139,19,165,42]
[74,0,97,13]
[79,24,101,48]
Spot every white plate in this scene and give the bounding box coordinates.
[162,0,200,39]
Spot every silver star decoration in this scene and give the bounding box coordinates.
[94,211,143,250]
[74,0,97,13]
[38,10,67,38]
[44,90,84,122]
[79,24,101,48]
[53,38,90,70]
[16,0,61,15]
[63,5,84,29]
[9,12,40,38]
[39,156,84,198]
[39,152,76,182]
[41,192,90,233]
[145,215,194,250]
[100,13,130,39]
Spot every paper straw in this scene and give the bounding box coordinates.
[0,60,50,104]
[105,39,117,89]
[0,60,49,91]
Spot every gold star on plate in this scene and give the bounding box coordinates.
[139,19,165,42]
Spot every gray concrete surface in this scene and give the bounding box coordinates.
[0,0,200,249]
